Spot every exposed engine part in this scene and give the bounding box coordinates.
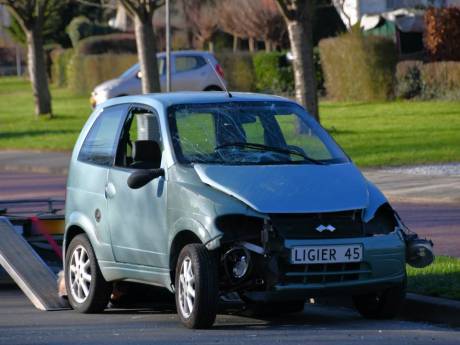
[404,233,434,268]
[222,246,251,281]
[241,241,264,255]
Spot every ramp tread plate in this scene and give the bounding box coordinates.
[0,218,69,310]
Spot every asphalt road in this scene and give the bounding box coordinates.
[0,171,458,257]
[0,286,459,345]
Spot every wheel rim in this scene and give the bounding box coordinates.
[178,256,195,318]
[69,245,92,304]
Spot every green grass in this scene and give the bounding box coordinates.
[407,256,460,300]
[1,76,459,167]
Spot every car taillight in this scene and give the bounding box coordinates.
[215,64,224,78]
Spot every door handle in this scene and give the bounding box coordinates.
[105,182,116,199]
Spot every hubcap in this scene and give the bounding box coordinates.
[178,257,195,318]
[69,245,92,304]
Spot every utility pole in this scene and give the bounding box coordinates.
[165,0,171,92]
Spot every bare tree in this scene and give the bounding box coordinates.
[120,0,164,93]
[217,0,248,52]
[183,0,218,51]
[1,0,52,116]
[276,0,319,121]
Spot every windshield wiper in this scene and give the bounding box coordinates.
[215,142,325,165]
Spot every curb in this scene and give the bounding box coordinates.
[315,293,460,327]
[403,293,460,327]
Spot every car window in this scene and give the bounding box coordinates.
[175,111,215,156]
[79,105,128,166]
[115,106,162,168]
[174,56,205,73]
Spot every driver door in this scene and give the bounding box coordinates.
[106,105,168,268]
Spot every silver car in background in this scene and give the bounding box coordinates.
[90,50,226,107]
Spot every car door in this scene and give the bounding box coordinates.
[106,105,169,268]
[73,104,129,250]
[171,55,207,91]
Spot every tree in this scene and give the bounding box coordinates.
[182,0,218,51]
[120,0,164,93]
[1,0,52,116]
[276,0,319,122]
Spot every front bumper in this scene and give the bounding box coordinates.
[243,231,406,301]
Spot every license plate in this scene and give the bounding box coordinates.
[291,244,363,264]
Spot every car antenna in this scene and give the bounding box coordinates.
[206,58,232,98]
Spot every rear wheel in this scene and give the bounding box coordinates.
[353,282,406,319]
[65,234,111,313]
[175,244,218,329]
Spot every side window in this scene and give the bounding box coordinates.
[174,56,205,73]
[115,107,162,169]
[78,105,127,166]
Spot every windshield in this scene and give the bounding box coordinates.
[168,101,349,165]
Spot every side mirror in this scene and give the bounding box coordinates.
[127,168,164,189]
[136,71,142,79]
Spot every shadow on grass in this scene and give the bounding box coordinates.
[0,129,77,140]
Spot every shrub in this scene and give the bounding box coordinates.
[319,30,397,101]
[67,53,138,95]
[420,62,460,100]
[76,33,137,55]
[215,51,256,91]
[50,48,74,87]
[66,16,119,48]
[424,7,460,61]
[395,60,423,99]
[253,51,293,94]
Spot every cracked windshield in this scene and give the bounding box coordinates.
[169,101,349,165]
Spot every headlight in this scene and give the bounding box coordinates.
[364,204,398,235]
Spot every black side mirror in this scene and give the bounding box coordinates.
[127,168,164,189]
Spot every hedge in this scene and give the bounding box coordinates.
[50,48,74,87]
[396,60,460,100]
[66,16,119,48]
[252,51,293,95]
[67,53,138,95]
[424,7,460,61]
[76,33,137,55]
[215,51,256,92]
[319,30,397,101]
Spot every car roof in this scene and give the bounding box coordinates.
[98,92,294,110]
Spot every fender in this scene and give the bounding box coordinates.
[65,211,115,262]
[363,180,389,222]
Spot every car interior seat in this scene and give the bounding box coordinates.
[130,140,162,169]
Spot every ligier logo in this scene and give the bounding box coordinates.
[315,224,336,233]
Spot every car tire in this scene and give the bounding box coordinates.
[65,234,111,313]
[353,281,406,319]
[204,86,222,91]
[175,244,218,329]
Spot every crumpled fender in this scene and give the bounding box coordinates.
[363,180,389,222]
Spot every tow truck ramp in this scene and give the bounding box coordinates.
[0,217,69,310]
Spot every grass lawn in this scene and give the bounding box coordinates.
[407,256,460,300]
[1,76,460,167]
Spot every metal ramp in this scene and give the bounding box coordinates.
[0,217,69,310]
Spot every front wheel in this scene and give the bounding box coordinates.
[353,282,406,319]
[175,244,218,329]
[65,234,111,313]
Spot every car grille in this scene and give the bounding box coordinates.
[269,210,364,239]
[281,262,371,285]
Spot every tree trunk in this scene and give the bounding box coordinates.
[286,19,319,122]
[134,15,161,93]
[208,41,214,52]
[26,29,52,116]
[232,35,240,52]
[264,39,272,52]
[248,37,256,52]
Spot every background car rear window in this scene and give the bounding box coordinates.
[175,56,205,73]
[78,105,127,166]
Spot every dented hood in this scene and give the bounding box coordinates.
[194,163,368,213]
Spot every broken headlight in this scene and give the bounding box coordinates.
[364,204,398,235]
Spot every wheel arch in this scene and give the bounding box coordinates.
[169,230,202,284]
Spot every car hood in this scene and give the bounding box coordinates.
[94,78,121,93]
[193,163,369,213]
